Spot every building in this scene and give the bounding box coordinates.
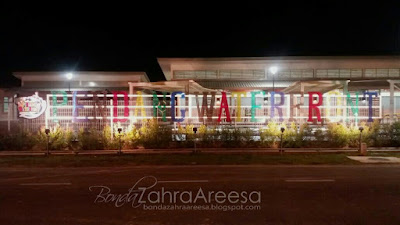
[1,56,400,133]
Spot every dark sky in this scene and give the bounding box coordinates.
[1,1,400,86]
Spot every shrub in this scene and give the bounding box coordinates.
[260,121,280,147]
[326,123,349,148]
[139,119,171,148]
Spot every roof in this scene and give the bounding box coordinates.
[13,71,150,82]
[158,56,400,81]
[128,80,216,94]
[197,80,293,91]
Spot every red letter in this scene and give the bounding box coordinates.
[113,91,129,122]
[308,92,323,122]
[218,92,231,122]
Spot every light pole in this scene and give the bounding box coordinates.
[193,127,198,153]
[45,128,50,156]
[359,126,364,153]
[269,66,278,93]
[118,127,123,155]
[66,72,73,92]
[280,127,285,155]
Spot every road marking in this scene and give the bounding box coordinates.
[158,180,209,183]
[285,179,335,182]
[19,182,72,186]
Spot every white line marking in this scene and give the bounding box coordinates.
[158,180,209,183]
[285,179,335,182]
[19,182,72,186]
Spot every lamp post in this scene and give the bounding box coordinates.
[118,127,122,155]
[359,126,364,153]
[280,127,285,155]
[269,66,278,92]
[66,72,73,92]
[193,127,198,153]
[45,128,50,156]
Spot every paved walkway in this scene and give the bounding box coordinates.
[348,156,400,163]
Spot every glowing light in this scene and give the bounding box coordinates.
[89,82,95,87]
[66,72,73,80]
[269,66,278,75]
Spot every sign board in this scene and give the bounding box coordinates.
[17,93,47,119]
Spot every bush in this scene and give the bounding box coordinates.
[78,128,105,150]
[138,119,171,148]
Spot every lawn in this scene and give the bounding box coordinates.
[0,153,362,167]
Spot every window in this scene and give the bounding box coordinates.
[3,97,8,113]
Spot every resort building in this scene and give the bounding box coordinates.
[1,56,400,133]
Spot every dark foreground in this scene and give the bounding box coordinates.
[1,165,400,225]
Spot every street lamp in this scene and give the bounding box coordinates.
[269,66,278,92]
[45,128,50,156]
[193,127,198,153]
[359,126,364,153]
[65,72,73,91]
[280,127,285,155]
[117,127,123,155]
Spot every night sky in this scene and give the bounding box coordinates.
[1,1,399,87]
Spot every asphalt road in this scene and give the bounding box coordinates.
[1,165,400,225]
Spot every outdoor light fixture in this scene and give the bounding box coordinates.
[280,127,285,154]
[269,66,278,75]
[264,97,269,104]
[45,128,50,156]
[359,126,364,154]
[66,72,73,80]
[65,72,73,91]
[117,127,123,155]
[269,66,278,92]
[89,82,96,87]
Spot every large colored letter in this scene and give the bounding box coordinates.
[271,91,285,122]
[325,91,342,122]
[251,91,264,122]
[364,91,378,122]
[195,92,216,123]
[152,91,167,122]
[72,91,88,122]
[113,91,129,122]
[232,91,246,122]
[346,92,359,123]
[307,92,323,122]
[134,91,146,119]
[51,91,67,122]
[171,92,186,122]
[92,90,107,119]
[218,92,231,122]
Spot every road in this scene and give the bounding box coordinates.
[1,165,400,225]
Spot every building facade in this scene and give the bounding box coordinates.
[1,56,400,134]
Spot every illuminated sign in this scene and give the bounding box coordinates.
[44,90,381,126]
[17,93,47,119]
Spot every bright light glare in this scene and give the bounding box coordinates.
[66,72,73,80]
[89,82,95,87]
[269,66,278,75]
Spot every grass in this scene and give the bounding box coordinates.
[0,153,362,167]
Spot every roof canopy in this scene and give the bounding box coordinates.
[128,80,217,94]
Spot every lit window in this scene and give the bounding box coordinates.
[3,97,8,113]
